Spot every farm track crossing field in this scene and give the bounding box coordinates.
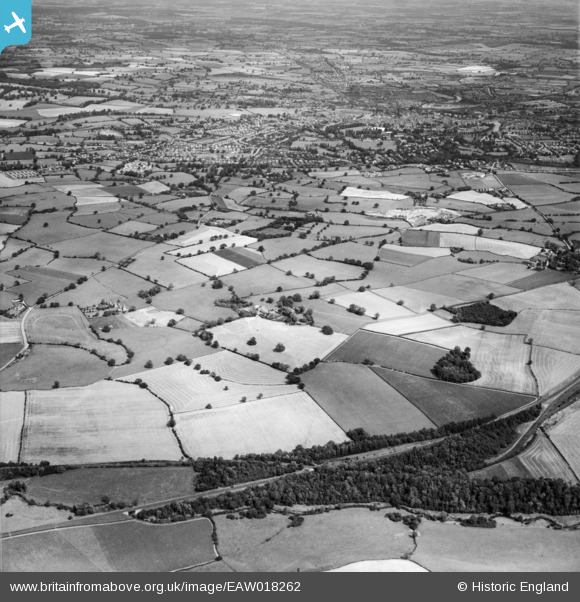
[0,391,25,462]
[493,283,580,312]
[1,518,215,572]
[327,331,443,378]
[210,316,347,369]
[214,509,413,572]
[530,346,580,396]
[373,368,534,426]
[25,307,127,364]
[546,401,580,480]
[175,391,349,459]
[0,345,111,391]
[516,432,578,483]
[20,381,182,464]
[302,363,436,435]
[122,361,297,413]
[25,466,196,507]
[412,521,580,572]
[408,327,536,395]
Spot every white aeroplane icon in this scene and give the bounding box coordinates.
[4,12,26,34]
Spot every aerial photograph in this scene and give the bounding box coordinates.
[0,0,579,575]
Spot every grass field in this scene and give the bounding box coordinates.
[109,327,217,379]
[175,391,348,458]
[546,401,580,480]
[20,381,182,464]
[412,520,580,572]
[361,313,451,336]
[25,307,127,364]
[124,307,185,328]
[25,466,196,507]
[517,432,578,483]
[220,264,312,297]
[372,285,462,313]
[494,283,580,312]
[327,331,442,378]
[405,274,520,303]
[302,362,436,435]
[408,327,536,394]
[374,367,534,426]
[303,297,371,334]
[1,517,215,572]
[272,256,364,282]
[214,508,413,572]
[0,342,24,367]
[457,262,531,285]
[122,362,297,413]
[209,317,347,368]
[330,290,415,320]
[0,391,25,462]
[0,345,110,391]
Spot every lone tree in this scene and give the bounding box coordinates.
[321,325,334,335]
[247,336,257,346]
[144,360,153,369]
[274,343,285,352]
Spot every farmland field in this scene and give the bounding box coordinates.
[303,297,371,334]
[302,363,436,435]
[516,432,578,483]
[0,342,23,368]
[25,466,196,507]
[530,347,580,395]
[327,331,443,378]
[25,307,127,364]
[457,262,531,285]
[0,391,25,462]
[546,401,580,480]
[372,286,462,313]
[493,283,580,312]
[272,255,364,282]
[175,391,348,458]
[124,307,184,328]
[412,521,580,572]
[0,318,23,344]
[330,290,415,320]
[209,316,347,368]
[374,368,534,426]
[214,509,413,572]
[408,328,536,394]
[1,518,215,572]
[220,264,312,296]
[0,345,110,391]
[177,252,247,277]
[363,313,451,336]
[122,361,297,413]
[20,381,182,464]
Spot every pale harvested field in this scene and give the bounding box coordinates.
[415,223,479,235]
[171,225,254,247]
[448,190,508,207]
[20,382,182,464]
[457,262,531,285]
[413,521,580,571]
[490,309,580,355]
[175,391,348,458]
[363,313,451,336]
[209,317,347,368]
[330,290,415,320]
[214,509,413,572]
[546,401,580,480]
[169,235,257,257]
[341,187,408,200]
[0,319,23,344]
[177,253,246,277]
[0,391,25,462]
[409,327,536,394]
[329,560,428,572]
[373,286,462,312]
[518,432,577,483]
[123,362,297,413]
[494,283,580,312]
[532,346,580,395]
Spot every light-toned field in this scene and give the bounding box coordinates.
[209,316,347,368]
[408,327,536,394]
[413,521,580,572]
[448,190,508,207]
[169,234,258,257]
[122,361,297,414]
[330,290,415,320]
[0,319,23,344]
[329,560,428,572]
[107,220,158,236]
[363,313,451,336]
[25,307,127,364]
[175,391,348,458]
[177,253,246,277]
[214,509,413,572]
[546,401,580,480]
[518,432,578,483]
[171,225,254,247]
[341,187,408,200]
[2,517,215,572]
[531,346,580,396]
[415,222,480,235]
[494,283,580,312]
[0,391,25,462]
[20,381,182,464]
[124,307,185,328]
[457,262,531,285]
[373,286,462,313]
